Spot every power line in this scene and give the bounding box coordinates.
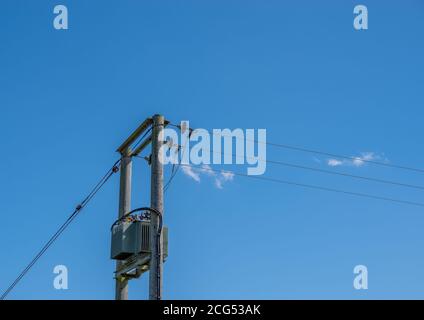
[163,135,191,193]
[180,164,424,208]
[260,142,424,174]
[131,127,152,152]
[132,153,179,194]
[159,123,424,190]
[163,147,181,194]
[164,162,180,194]
[0,160,121,300]
[200,149,424,191]
[168,123,424,174]
[154,122,424,194]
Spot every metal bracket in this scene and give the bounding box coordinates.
[115,254,151,280]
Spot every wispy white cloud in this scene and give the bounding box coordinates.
[214,170,235,189]
[200,164,216,176]
[351,152,377,167]
[181,164,235,189]
[327,159,343,167]
[214,178,223,189]
[221,170,235,181]
[181,165,201,182]
[326,152,387,168]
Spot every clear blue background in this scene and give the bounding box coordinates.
[1,0,424,299]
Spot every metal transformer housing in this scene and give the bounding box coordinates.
[111,220,168,261]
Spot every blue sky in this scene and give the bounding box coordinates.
[1,0,424,299]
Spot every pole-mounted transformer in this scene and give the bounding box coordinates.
[110,208,168,277]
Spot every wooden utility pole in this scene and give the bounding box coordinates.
[115,153,132,300]
[149,114,165,300]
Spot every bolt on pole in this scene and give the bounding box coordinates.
[149,114,165,300]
